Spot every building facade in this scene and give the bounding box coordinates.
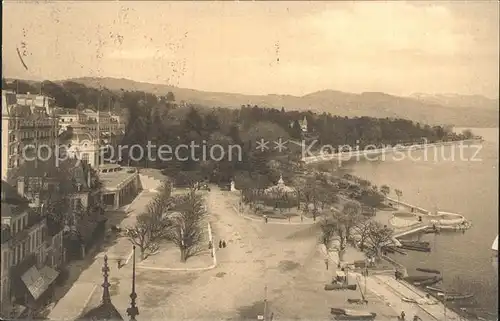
[1,91,58,181]
[0,181,62,318]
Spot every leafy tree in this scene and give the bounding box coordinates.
[319,217,337,251]
[2,79,37,94]
[340,200,363,242]
[166,91,175,102]
[290,119,303,140]
[380,185,390,197]
[461,129,474,139]
[395,189,403,203]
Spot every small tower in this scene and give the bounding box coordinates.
[78,255,124,320]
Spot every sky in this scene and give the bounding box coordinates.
[2,1,499,98]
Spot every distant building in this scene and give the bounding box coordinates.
[56,108,126,167]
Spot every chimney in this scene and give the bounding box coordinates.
[17,177,25,196]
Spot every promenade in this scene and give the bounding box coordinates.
[301,138,482,164]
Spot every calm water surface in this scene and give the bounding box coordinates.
[345,128,499,315]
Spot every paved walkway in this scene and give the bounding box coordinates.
[48,191,157,321]
[366,275,462,321]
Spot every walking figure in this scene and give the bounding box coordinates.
[219,240,223,248]
[264,215,268,223]
[300,215,304,222]
[222,240,227,248]
[400,311,405,321]
[324,258,329,270]
[117,259,122,269]
[208,240,213,250]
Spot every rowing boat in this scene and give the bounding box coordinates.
[437,292,474,301]
[416,268,441,274]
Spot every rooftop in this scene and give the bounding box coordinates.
[1,180,29,205]
[99,167,137,191]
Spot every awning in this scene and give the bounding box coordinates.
[21,266,60,300]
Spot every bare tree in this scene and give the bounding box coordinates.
[352,219,373,251]
[125,213,160,260]
[126,181,174,260]
[364,221,394,259]
[144,195,173,240]
[167,188,206,262]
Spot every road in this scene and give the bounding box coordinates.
[105,188,398,320]
[50,187,405,321]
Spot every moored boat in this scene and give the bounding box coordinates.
[404,275,436,282]
[436,292,474,301]
[400,240,430,247]
[425,286,444,292]
[400,245,431,252]
[414,276,442,286]
[416,268,441,274]
[330,308,376,320]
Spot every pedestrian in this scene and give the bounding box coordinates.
[270,312,274,321]
[264,215,268,223]
[400,311,405,321]
[395,270,399,280]
[219,240,222,248]
[208,240,213,250]
[222,240,227,248]
[300,215,304,222]
[413,315,420,321]
[324,258,329,270]
[117,259,122,269]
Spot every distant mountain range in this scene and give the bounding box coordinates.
[410,93,498,110]
[10,77,499,128]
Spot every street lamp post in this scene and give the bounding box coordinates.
[263,285,268,321]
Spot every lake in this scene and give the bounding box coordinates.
[344,128,499,316]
